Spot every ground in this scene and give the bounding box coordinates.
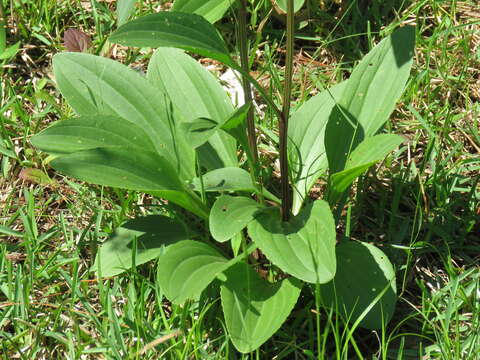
[0,0,479,359]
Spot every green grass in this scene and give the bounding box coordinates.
[1,0,479,358]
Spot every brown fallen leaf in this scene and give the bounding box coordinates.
[64,28,92,52]
[19,167,56,186]
[138,329,182,355]
[5,252,26,262]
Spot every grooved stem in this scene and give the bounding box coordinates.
[238,0,258,163]
[280,0,294,221]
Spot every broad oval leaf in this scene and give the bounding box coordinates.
[110,12,233,66]
[210,195,262,242]
[328,134,404,203]
[344,27,415,137]
[94,215,191,277]
[325,26,415,174]
[172,0,233,23]
[31,115,156,154]
[52,52,195,180]
[221,262,302,353]
[191,167,254,192]
[148,47,237,170]
[320,241,397,330]
[51,147,208,219]
[344,134,404,169]
[147,48,232,122]
[191,167,280,203]
[288,82,347,215]
[248,200,336,283]
[51,147,183,190]
[158,240,231,304]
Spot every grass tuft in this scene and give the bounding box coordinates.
[0,0,479,358]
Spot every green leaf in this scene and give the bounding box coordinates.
[180,117,220,149]
[52,52,195,180]
[0,42,21,60]
[248,200,336,283]
[329,134,403,203]
[30,115,156,154]
[221,103,251,157]
[51,148,182,190]
[289,27,415,214]
[221,103,249,135]
[178,104,250,151]
[275,0,306,13]
[344,134,404,169]
[117,0,137,26]
[221,263,302,353]
[230,232,242,257]
[158,240,231,304]
[0,225,23,238]
[110,12,233,66]
[288,82,347,215]
[0,141,16,159]
[325,27,415,174]
[347,27,415,137]
[191,167,252,192]
[94,215,191,277]
[190,167,279,203]
[172,0,233,23]
[320,241,397,330]
[51,147,208,219]
[147,47,237,170]
[180,105,251,151]
[210,195,262,242]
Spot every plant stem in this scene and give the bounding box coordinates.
[279,0,294,221]
[315,283,322,357]
[231,62,282,119]
[238,0,258,163]
[183,188,211,220]
[0,0,6,54]
[196,153,207,206]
